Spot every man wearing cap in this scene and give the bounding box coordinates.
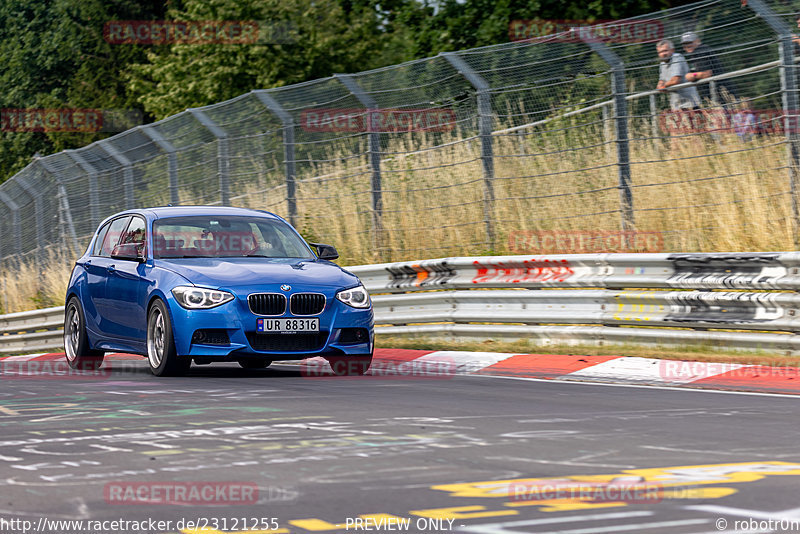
[656,39,700,111]
[682,31,736,104]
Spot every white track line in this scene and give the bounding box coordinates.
[457,511,654,534]
[566,356,746,385]
[2,354,46,361]
[467,373,800,399]
[415,351,518,373]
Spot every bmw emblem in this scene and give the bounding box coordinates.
[280,285,291,292]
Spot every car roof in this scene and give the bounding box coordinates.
[105,206,283,222]
[145,206,280,219]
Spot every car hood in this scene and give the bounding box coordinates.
[156,257,360,289]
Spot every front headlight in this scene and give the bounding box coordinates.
[336,284,371,309]
[172,286,234,309]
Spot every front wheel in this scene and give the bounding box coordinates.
[64,297,104,370]
[147,300,190,377]
[326,354,372,376]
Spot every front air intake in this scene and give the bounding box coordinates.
[290,293,326,316]
[248,293,287,316]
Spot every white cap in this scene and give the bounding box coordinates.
[681,31,699,43]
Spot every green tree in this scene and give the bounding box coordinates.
[0,0,165,181]
[127,0,423,119]
[387,0,700,57]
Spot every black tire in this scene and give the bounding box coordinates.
[64,297,105,370]
[147,300,190,377]
[238,359,271,369]
[326,354,372,376]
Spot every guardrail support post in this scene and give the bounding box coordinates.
[441,52,496,251]
[334,74,385,258]
[253,90,297,227]
[748,0,800,246]
[66,150,101,229]
[38,157,82,257]
[98,140,135,210]
[0,191,21,259]
[139,126,180,205]
[188,109,231,206]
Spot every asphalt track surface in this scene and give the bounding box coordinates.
[2,357,800,534]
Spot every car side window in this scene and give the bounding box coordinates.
[92,222,111,256]
[98,216,131,258]
[112,216,146,256]
[118,216,146,252]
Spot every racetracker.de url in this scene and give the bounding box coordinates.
[0,516,281,534]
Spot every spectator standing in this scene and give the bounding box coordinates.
[656,39,700,111]
[681,32,737,104]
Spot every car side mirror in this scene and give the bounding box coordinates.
[310,243,339,261]
[111,243,146,262]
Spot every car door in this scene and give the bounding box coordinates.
[83,216,130,334]
[104,215,149,343]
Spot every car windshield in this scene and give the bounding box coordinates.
[153,215,315,260]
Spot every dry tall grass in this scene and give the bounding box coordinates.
[0,120,793,313]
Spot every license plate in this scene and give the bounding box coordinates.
[257,318,319,333]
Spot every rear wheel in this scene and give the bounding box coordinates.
[147,300,190,377]
[326,354,372,376]
[239,359,271,369]
[64,297,104,370]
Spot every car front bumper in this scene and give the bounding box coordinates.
[166,291,374,360]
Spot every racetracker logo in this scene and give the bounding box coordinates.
[508,230,664,254]
[509,19,663,43]
[300,109,456,133]
[104,481,259,505]
[1,109,142,133]
[103,20,294,45]
[300,356,457,380]
[658,360,800,381]
[508,480,667,503]
[0,360,111,380]
[153,230,259,256]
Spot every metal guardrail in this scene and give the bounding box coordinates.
[0,306,64,354]
[5,252,800,354]
[355,252,800,353]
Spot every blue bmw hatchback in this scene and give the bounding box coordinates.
[64,206,373,376]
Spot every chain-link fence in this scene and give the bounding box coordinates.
[2,0,800,269]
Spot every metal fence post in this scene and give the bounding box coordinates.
[581,39,635,231]
[139,125,180,205]
[440,52,496,250]
[334,74,385,256]
[748,0,800,246]
[98,140,135,210]
[252,90,297,226]
[14,173,44,265]
[66,150,101,229]
[0,191,21,258]
[38,157,82,257]
[649,94,659,142]
[602,104,613,158]
[188,109,231,206]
